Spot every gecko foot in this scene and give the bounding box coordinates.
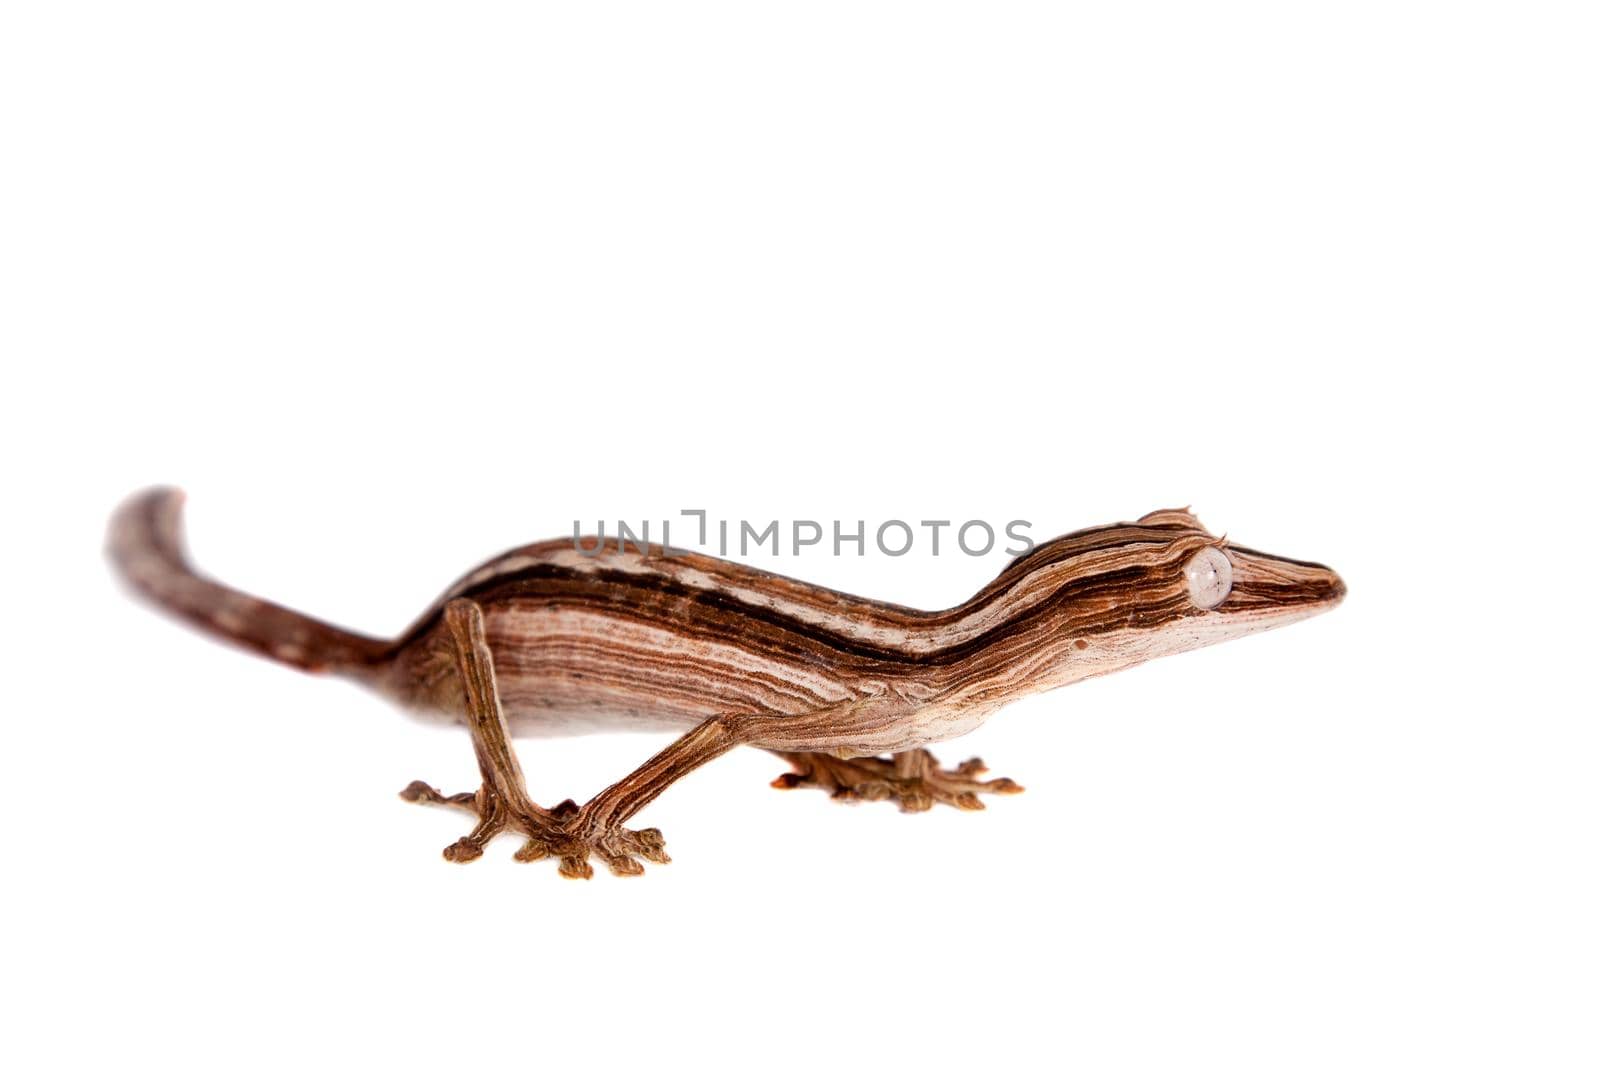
[399,780,670,878]
[514,820,670,879]
[770,749,1023,813]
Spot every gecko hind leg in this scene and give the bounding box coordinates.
[770,748,1024,812]
[397,599,670,878]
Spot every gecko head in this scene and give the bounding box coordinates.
[1138,507,1346,640]
[987,508,1344,684]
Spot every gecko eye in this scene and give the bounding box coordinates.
[1184,547,1233,609]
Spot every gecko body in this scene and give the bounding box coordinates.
[110,488,1344,877]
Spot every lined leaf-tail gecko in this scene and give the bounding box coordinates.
[108,488,1345,878]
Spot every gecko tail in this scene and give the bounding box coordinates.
[107,487,393,674]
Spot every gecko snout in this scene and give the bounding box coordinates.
[1219,546,1346,621]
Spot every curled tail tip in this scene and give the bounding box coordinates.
[111,485,186,525]
[107,486,189,571]
[107,487,392,673]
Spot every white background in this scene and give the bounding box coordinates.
[4,3,1595,1064]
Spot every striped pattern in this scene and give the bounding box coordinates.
[375,508,1345,752]
[109,490,1344,756]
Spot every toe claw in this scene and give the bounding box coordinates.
[952,792,986,811]
[514,839,550,863]
[400,780,444,803]
[558,854,595,880]
[632,829,670,864]
[443,838,484,863]
[853,782,891,802]
[605,854,646,877]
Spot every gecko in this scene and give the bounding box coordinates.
[108,487,1345,878]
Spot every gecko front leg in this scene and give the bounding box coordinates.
[770,748,1024,812]
[399,599,669,877]
[401,615,1013,875]
[407,641,904,876]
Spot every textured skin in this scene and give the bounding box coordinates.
[108,488,1345,876]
